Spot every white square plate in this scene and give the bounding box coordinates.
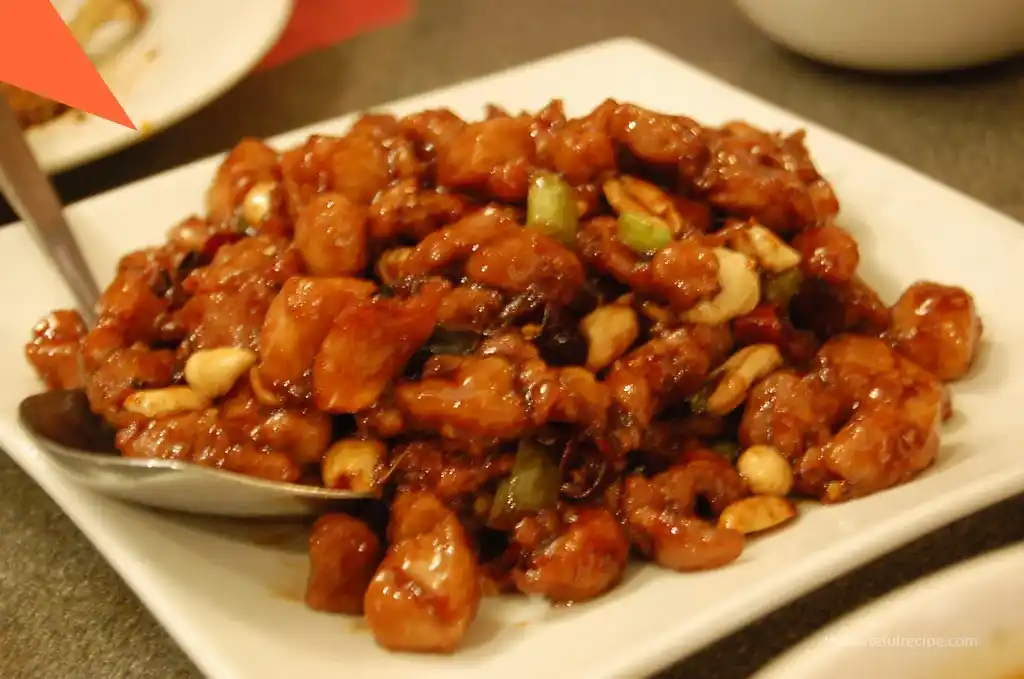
[2,37,1023,679]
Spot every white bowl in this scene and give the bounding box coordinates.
[752,543,1024,679]
[734,0,1024,72]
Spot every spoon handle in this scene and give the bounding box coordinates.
[0,96,101,324]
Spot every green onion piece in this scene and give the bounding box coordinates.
[235,215,253,235]
[709,441,740,463]
[617,211,673,255]
[488,439,561,529]
[527,172,578,246]
[423,327,479,356]
[688,388,710,415]
[764,268,804,308]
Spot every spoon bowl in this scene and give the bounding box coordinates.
[19,389,373,517]
[1,96,371,518]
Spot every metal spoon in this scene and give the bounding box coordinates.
[0,97,370,517]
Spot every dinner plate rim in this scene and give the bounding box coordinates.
[2,35,1024,679]
[750,541,1024,679]
[24,0,295,175]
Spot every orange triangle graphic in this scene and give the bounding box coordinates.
[0,0,135,129]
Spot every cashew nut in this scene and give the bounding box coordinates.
[727,223,801,274]
[640,300,675,326]
[824,481,848,504]
[321,438,386,492]
[521,323,542,341]
[603,175,685,236]
[123,386,210,418]
[580,304,640,371]
[683,248,760,325]
[718,495,797,534]
[242,180,277,226]
[248,367,284,408]
[736,445,793,496]
[184,347,258,400]
[376,247,413,286]
[705,344,783,415]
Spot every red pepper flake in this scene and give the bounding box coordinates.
[733,304,818,366]
[733,304,784,346]
[199,231,246,263]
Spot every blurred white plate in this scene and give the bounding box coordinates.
[733,0,1024,73]
[1,37,1023,679]
[753,542,1024,679]
[27,0,294,174]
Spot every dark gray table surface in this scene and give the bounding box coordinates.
[2,1,1022,677]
